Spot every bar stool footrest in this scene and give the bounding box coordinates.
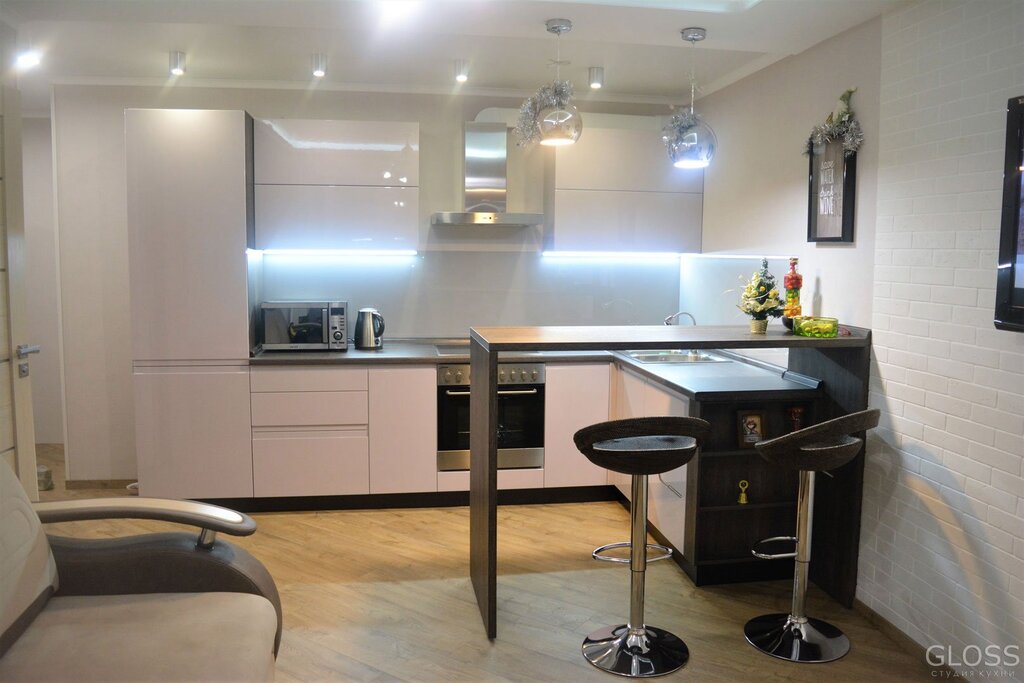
[593,541,673,564]
[751,535,798,560]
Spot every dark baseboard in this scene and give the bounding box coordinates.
[200,485,619,514]
[65,479,135,490]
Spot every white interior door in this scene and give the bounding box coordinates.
[0,85,39,499]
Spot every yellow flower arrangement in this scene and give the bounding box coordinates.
[738,259,785,321]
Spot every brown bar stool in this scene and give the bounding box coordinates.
[574,416,710,678]
[745,408,880,663]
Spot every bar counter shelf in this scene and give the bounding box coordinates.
[468,324,871,639]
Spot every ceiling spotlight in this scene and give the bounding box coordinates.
[16,50,41,69]
[169,50,186,76]
[312,53,327,78]
[589,67,604,90]
[454,59,469,84]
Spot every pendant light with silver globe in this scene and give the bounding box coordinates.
[537,19,582,146]
[662,27,717,169]
[513,19,582,147]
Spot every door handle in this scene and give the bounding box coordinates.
[16,344,41,359]
[444,389,539,397]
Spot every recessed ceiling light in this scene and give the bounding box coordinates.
[16,51,41,69]
[312,53,327,78]
[454,59,469,84]
[589,67,604,89]
[169,51,186,76]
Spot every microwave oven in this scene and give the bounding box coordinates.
[260,301,348,351]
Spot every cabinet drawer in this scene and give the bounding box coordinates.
[253,429,369,497]
[251,366,367,392]
[251,391,368,426]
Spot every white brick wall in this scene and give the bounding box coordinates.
[863,1,1024,674]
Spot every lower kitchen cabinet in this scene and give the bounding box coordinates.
[134,364,253,499]
[368,367,437,494]
[543,363,611,488]
[610,365,690,552]
[252,428,369,497]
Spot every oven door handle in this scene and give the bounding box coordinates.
[444,389,539,397]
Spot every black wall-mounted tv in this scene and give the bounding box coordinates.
[995,95,1024,332]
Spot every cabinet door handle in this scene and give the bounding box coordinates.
[444,389,539,397]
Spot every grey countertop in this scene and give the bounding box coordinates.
[251,339,819,400]
[250,341,612,366]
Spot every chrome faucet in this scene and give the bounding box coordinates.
[663,311,696,326]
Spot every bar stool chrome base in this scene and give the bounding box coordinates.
[743,613,850,663]
[583,624,689,677]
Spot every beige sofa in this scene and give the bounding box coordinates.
[0,460,281,682]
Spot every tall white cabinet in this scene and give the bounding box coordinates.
[126,109,255,499]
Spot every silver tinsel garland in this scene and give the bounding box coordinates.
[806,118,864,157]
[514,80,574,146]
[661,110,701,152]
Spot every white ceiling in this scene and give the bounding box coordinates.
[2,0,899,116]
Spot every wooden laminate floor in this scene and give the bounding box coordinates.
[37,447,933,682]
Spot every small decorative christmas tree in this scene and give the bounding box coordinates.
[738,259,785,333]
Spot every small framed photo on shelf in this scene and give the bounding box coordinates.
[737,411,766,449]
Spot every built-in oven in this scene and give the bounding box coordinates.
[437,363,545,471]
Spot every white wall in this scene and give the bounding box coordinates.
[697,18,881,328]
[51,85,671,480]
[861,1,1024,675]
[21,117,63,444]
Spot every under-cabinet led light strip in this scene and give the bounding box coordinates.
[541,250,682,263]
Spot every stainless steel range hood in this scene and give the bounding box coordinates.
[430,122,544,226]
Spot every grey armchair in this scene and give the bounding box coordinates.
[0,460,281,682]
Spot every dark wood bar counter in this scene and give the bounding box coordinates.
[469,325,872,639]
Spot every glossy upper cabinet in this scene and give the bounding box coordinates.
[253,119,420,250]
[253,119,419,186]
[254,185,418,251]
[547,127,703,253]
[125,109,253,361]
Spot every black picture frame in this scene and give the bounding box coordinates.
[995,95,1024,333]
[807,142,857,243]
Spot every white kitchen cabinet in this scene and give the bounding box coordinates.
[254,184,418,251]
[250,391,368,427]
[252,428,369,497]
[543,364,611,488]
[546,190,702,253]
[368,367,437,494]
[125,109,252,361]
[554,128,702,194]
[609,364,690,552]
[253,119,419,187]
[134,364,253,499]
[249,365,370,497]
[546,126,702,253]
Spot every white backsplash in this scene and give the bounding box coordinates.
[261,251,681,338]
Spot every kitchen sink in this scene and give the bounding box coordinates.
[624,349,729,364]
[435,344,470,357]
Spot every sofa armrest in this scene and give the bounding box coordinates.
[34,498,257,536]
[47,532,282,655]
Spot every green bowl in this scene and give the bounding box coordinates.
[792,316,838,338]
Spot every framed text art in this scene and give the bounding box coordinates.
[807,142,856,243]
